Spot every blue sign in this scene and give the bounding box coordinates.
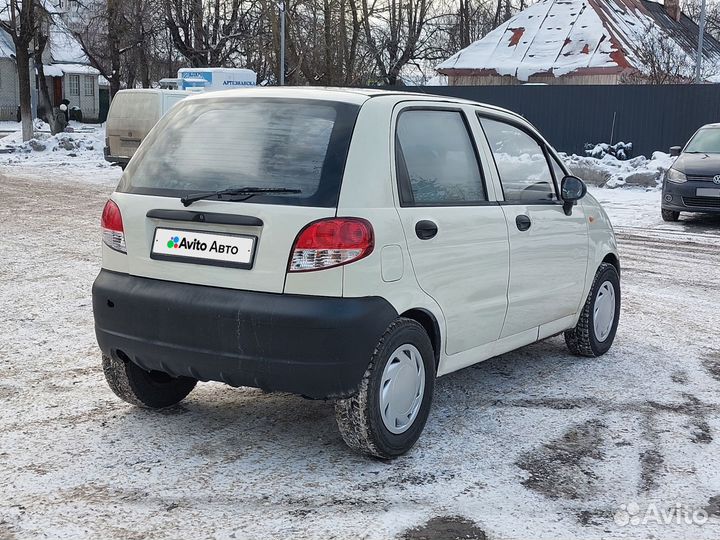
[180,71,212,89]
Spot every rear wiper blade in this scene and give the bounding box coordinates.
[181,187,301,207]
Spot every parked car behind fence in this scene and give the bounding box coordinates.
[663,124,720,221]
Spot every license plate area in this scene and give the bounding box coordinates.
[697,188,720,198]
[151,227,256,269]
[120,138,140,148]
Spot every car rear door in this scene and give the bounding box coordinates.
[477,113,589,338]
[393,103,510,356]
[107,92,160,159]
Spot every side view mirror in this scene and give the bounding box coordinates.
[669,146,682,157]
[561,175,587,216]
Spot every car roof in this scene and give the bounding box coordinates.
[115,89,189,95]
[185,86,523,123]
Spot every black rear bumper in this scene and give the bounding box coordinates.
[103,147,129,167]
[92,270,397,399]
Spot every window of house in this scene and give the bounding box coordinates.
[479,116,557,202]
[395,109,486,205]
[84,76,95,96]
[68,75,80,96]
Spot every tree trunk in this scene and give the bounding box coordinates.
[323,0,333,84]
[192,0,206,66]
[36,65,59,134]
[16,47,34,142]
[35,33,59,134]
[108,0,122,97]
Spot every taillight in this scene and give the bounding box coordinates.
[289,218,374,272]
[101,199,126,253]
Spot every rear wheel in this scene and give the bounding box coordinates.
[565,263,621,357]
[661,208,680,222]
[335,318,435,459]
[102,354,197,408]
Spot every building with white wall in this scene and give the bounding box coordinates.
[0,4,100,121]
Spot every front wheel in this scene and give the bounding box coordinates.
[335,318,435,459]
[661,208,680,222]
[565,263,621,357]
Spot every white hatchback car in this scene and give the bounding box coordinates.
[93,88,620,458]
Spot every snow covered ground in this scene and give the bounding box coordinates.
[0,121,117,185]
[1,134,720,539]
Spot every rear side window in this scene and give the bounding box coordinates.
[479,116,557,202]
[119,98,359,207]
[396,110,486,205]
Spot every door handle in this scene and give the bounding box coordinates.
[515,214,532,231]
[415,220,438,240]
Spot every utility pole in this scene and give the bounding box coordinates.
[696,0,707,83]
[279,2,285,86]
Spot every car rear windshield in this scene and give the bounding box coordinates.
[685,128,720,154]
[118,97,359,207]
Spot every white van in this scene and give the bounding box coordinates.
[104,89,190,168]
[177,68,256,91]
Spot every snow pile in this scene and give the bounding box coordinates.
[1,122,106,163]
[0,121,119,184]
[584,141,633,160]
[3,131,96,154]
[562,151,674,189]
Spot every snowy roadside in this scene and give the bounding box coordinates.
[0,121,121,186]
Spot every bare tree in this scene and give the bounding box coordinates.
[622,25,717,84]
[360,0,433,85]
[277,0,374,85]
[424,0,496,64]
[685,0,720,39]
[165,0,256,67]
[34,15,61,134]
[67,0,167,96]
[0,0,38,141]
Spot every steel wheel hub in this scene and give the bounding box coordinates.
[379,344,426,434]
[593,281,616,342]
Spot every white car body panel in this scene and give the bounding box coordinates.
[108,192,334,294]
[498,202,589,337]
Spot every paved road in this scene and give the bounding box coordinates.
[1,173,719,539]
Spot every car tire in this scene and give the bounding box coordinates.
[565,262,621,357]
[661,209,680,222]
[334,318,435,459]
[102,354,197,409]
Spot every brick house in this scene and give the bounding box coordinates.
[0,7,100,121]
[436,0,720,85]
